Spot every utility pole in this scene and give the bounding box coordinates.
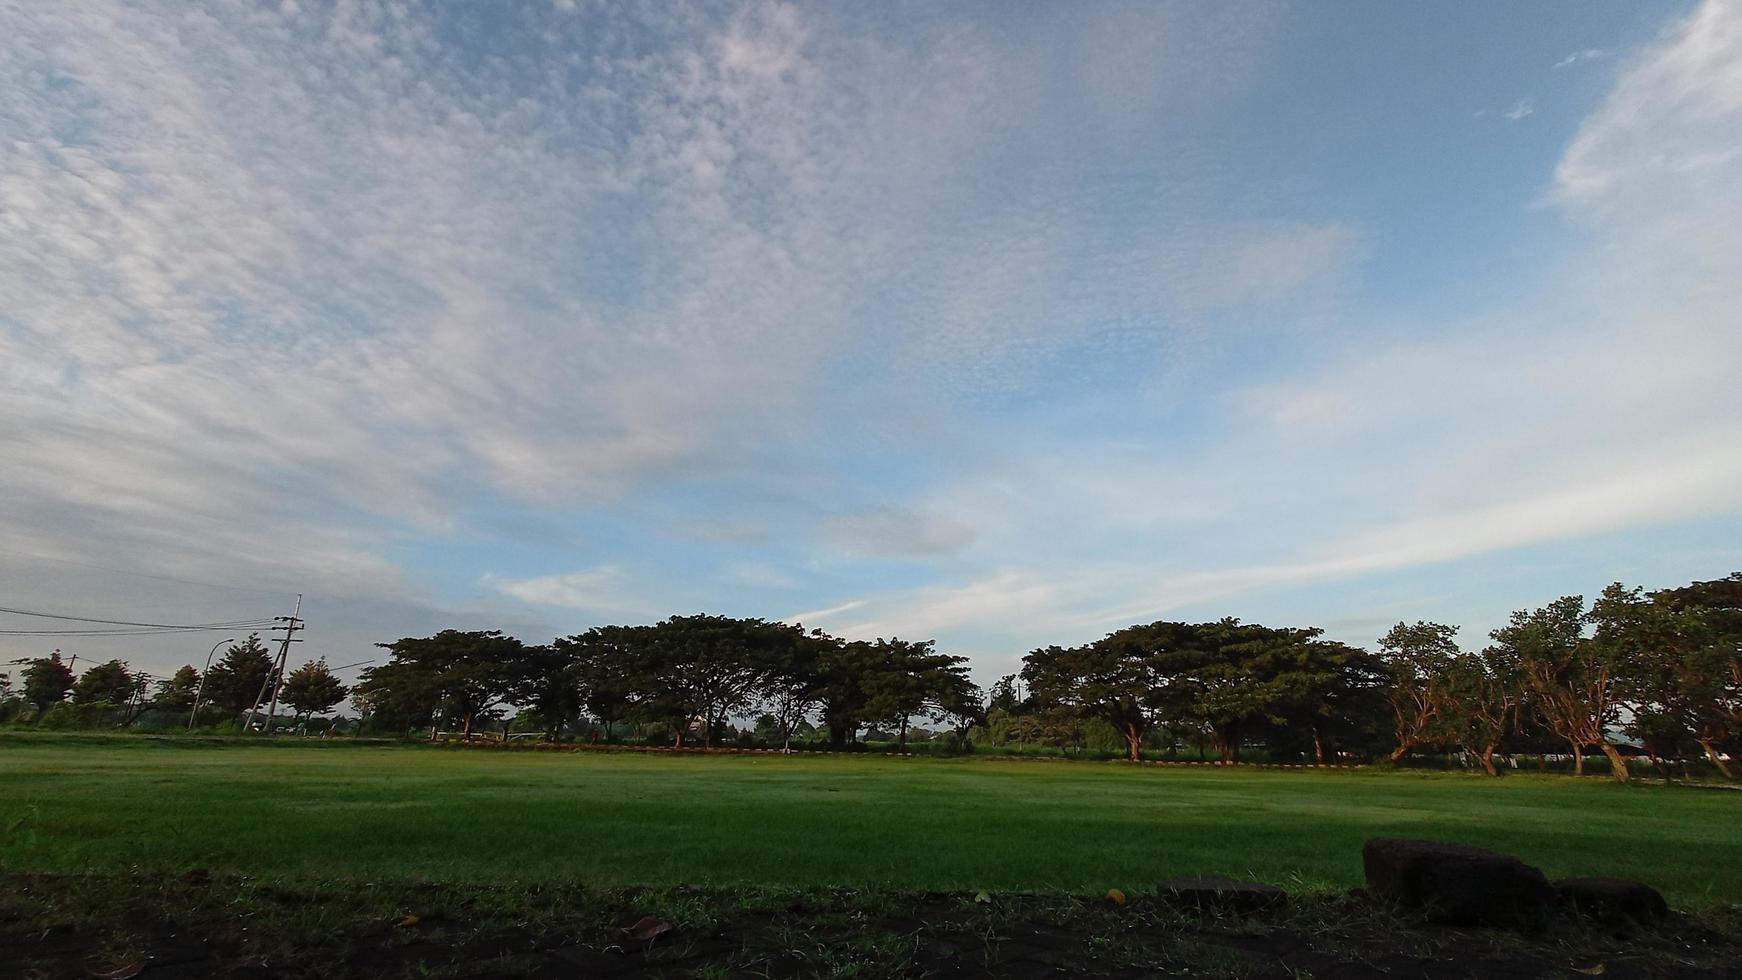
[243,596,302,734]
[262,595,303,736]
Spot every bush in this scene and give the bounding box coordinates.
[38,702,111,730]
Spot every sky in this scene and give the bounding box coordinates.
[2,0,1740,692]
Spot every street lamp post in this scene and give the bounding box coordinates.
[188,637,234,732]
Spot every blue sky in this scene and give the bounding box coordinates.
[2,1,1739,688]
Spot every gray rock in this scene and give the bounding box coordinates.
[1362,838,1555,927]
[1555,877,1669,923]
[1158,874,1287,913]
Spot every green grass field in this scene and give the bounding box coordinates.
[3,738,1738,907]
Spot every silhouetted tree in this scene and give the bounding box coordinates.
[21,651,76,713]
[71,659,133,706]
[281,659,348,724]
[202,635,275,717]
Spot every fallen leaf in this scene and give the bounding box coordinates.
[88,963,142,980]
[1574,966,1606,976]
[621,915,673,941]
[1106,888,1127,906]
[397,914,420,927]
[973,890,992,904]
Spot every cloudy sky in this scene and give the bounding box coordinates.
[2,0,1739,688]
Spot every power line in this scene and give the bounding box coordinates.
[0,625,275,636]
[0,605,276,630]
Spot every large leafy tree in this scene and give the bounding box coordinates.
[858,638,973,751]
[71,659,134,706]
[1443,647,1522,776]
[1589,583,1704,777]
[1497,595,1633,782]
[1023,632,1166,763]
[152,665,202,714]
[280,660,348,723]
[1653,572,1741,779]
[560,625,643,741]
[201,635,275,716]
[348,660,441,735]
[512,643,586,741]
[21,651,76,712]
[817,639,884,748]
[1248,630,1379,765]
[1377,621,1459,763]
[362,630,525,738]
[759,628,834,751]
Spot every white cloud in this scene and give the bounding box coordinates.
[1555,48,1605,70]
[838,571,1059,641]
[782,598,867,626]
[1504,98,1536,121]
[486,567,649,615]
[1555,1,1742,206]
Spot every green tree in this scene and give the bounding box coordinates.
[152,665,202,714]
[1023,633,1165,763]
[1653,572,1741,780]
[561,626,641,741]
[1251,632,1379,765]
[513,644,586,742]
[21,651,76,712]
[759,628,833,751]
[859,638,972,751]
[1377,621,1459,763]
[71,659,134,706]
[987,674,1020,714]
[347,664,440,736]
[280,659,348,723]
[817,639,884,748]
[363,630,524,739]
[1497,595,1632,782]
[1443,648,1521,776]
[201,635,275,716]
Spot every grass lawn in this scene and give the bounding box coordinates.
[3,737,1738,907]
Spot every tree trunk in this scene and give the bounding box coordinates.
[1570,739,1584,776]
[1212,732,1232,764]
[897,715,909,751]
[1312,728,1326,766]
[1389,741,1411,763]
[1700,738,1736,781]
[1644,742,1669,784]
[672,723,686,749]
[1477,743,1499,777]
[1598,741,1631,784]
[1124,724,1141,763]
[462,712,475,740]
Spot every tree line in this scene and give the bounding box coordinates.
[1004,574,1739,783]
[1,635,347,730]
[349,614,979,751]
[2,574,1735,783]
